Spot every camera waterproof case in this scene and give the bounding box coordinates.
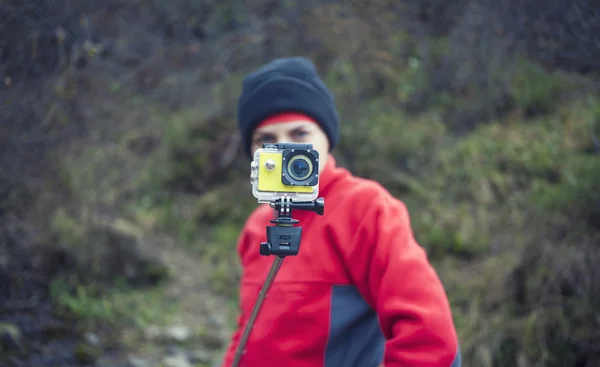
[250,142,320,203]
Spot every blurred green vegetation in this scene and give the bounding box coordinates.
[52,46,598,366]
[49,278,180,328]
[2,1,600,366]
[55,49,600,365]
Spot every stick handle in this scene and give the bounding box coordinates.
[231,256,285,367]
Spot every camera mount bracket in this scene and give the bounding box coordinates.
[260,196,324,256]
[231,196,325,367]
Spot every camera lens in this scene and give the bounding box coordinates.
[292,160,309,178]
[287,155,313,181]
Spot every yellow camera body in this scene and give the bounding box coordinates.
[251,143,320,203]
[256,152,314,193]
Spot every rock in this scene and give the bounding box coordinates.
[38,319,72,339]
[144,325,162,340]
[48,222,170,287]
[0,322,25,355]
[84,331,101,346]
[163,325,192,342]
[74,341,102,365]
[187,349,212,364]
[126,354,151,367]
[162,354,193,367]
[144,325,192,343]
[197,331,224,350]
[165,345,182,356]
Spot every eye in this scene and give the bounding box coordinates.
[292,129,309,139]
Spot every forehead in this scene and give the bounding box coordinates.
[253,120,312,134]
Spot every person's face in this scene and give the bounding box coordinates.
[250,120,330,173]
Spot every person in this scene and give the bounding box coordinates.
[220,57,462,367]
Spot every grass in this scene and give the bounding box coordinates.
[49,278,181,329]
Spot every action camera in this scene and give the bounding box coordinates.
[250,142,320,203]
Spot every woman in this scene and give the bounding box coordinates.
[220,57,462,367]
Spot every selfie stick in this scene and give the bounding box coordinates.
[231,196,324,367]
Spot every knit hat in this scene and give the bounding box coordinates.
[237,57,340,157]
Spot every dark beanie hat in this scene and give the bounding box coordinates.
[237,57,340,157]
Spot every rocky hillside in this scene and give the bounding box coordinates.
[1,1,599,366]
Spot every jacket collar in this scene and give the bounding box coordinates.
[315,154,349,198]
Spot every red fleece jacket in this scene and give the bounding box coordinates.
[221,155,461,367]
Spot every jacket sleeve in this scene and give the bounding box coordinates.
[343,188,461,367]
[219,228,250,367]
